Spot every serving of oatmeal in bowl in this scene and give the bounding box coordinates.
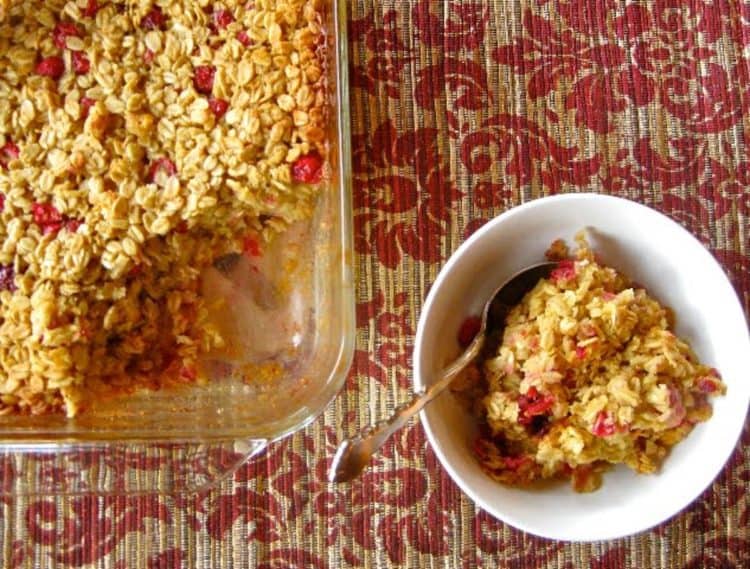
[459,234,726,495]
[414,194,750,540]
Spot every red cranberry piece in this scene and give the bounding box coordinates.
[592,411,617,437]
[1,140,20,170]
[52,22,82,50]
[242,235,262,257]
[193,65,215,94]
[697,378,717,393]
[237,30,252,46]
[32,202,64,235]
[522,396,554,419]
[291,153,324,184]
[1,141,19,160]
[0,265,16,292]
[80,97,96,118]
[71,51,90,74]
[518,387,555,424]
[550,259,576,283]
[147,157,177,183]
[208,97,229,119]
[65,219,82,233]
[83,0,100,18]
[141,8,166,30]
[213,9,234,29]
[36,56,66,79]
[517,386,555,425]
[457,315,482,348]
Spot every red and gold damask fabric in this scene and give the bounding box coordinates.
[3,1,750,567]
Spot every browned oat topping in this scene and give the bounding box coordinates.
[0,0,327,416]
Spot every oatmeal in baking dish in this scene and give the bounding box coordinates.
[455,235,726,492]
[0,0,327,416]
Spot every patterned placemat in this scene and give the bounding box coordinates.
[2,0,750,567]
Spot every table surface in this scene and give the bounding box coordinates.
[4,0,750,567]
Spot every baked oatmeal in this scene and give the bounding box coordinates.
[0,0,327,415]
[456,235,726,492]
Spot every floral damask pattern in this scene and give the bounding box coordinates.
[460,113,602,191]
[352,119,462,268]
[1,1,748,567]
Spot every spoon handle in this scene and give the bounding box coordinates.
[328,333,485,483]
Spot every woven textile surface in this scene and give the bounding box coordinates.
[2,0,750,567]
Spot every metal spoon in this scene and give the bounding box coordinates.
[328,261,556,483]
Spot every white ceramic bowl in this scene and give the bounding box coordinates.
[414,193,750,541]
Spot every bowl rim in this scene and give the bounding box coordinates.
[413,192,750,541]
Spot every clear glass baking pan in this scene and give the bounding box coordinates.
[0,0,353,495]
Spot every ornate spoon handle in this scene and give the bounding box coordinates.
[328,333,485,483]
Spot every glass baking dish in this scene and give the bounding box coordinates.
[0,0,353,495]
